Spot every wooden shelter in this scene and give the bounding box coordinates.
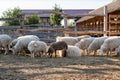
[76,0,120,36]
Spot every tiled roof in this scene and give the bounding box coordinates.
[20,9,93,17]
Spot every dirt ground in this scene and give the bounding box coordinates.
[0,53,120,80]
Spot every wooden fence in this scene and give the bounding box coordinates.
[0,26,75,43]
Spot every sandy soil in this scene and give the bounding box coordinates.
[0,53,120,80]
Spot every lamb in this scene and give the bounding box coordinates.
[99,36,120,56]
[12,35,40,55]
[56,36,78,45]
[66,45,83,57]
[87,37,108,55]
[28,41,47,58]
[47,41,68,57]
[0,34,12,54]
[75,37,95,55]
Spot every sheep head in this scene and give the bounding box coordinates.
[47,47,54,57]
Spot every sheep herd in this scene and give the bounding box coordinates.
[0,34,120,58]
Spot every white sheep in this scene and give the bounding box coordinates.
[0,34,12,55]
[66,45,83,57]
[87,37,108,55]
[99,36,120,56]
[56,36,78,45]
[75,37,95,55]
[12,35,40,55]
[75,35,91,41]
[9,35,40,49]
[28,41,47,58]
[115,46,120,56]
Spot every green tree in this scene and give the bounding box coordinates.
[50,4,62,26]
[1,7,20,26]
[26,14,40,27]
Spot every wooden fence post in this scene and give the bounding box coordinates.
[63,16,69,36]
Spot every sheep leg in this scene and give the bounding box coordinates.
[31,52,35,58]
[110,49,112,57]
[86,50,90,56]
[84,49,86,55]
[94,50,97,56]
[49,53,52,58]
[17,50,21,56]
[45,52,47,57]
[39,52,41,57]
[23,50,26,56]
[4,47,9,55]
[41,51,44,57]
[106,51,109,56]
[62,50,66,57]
[40,52,43,57]
[55,50,57,57]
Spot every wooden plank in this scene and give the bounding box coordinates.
[17,28,69,33]
[63,31,106,35]
[110,21,120,24]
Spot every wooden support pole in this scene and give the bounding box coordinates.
[19,15,24,29]
[103,6,108,36]
[64,16,68,28]
[63,16,69,36]
[74,22,77,36]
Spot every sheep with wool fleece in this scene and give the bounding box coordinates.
[12,36,40,55]
[66,45,83,57]
[75,35,91,41]
[99,36,120,56]
[28,41,47,58]
[0,34,12,54]
[56,36,78,45]
[47,41,68,58]
[9,35,40,49]
[75,37,95,55]
[87,36,108,55]
[115,45,120,56]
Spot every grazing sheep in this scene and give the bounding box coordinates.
[9,39,18,49]
[56,36,78,45]
[87,37,108,55]
[12,36,40,55]
[75,37,95,55]
[66,45,83,57]
[99,36,120,56]
[115,46,120,56]
[0,34,12,55]
[28,41,47,58]
[9,35,40,49]
[47,41,68,57]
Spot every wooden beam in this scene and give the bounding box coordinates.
[17,28,69,33]
[68,14,106,18]
[63,31,107,35]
